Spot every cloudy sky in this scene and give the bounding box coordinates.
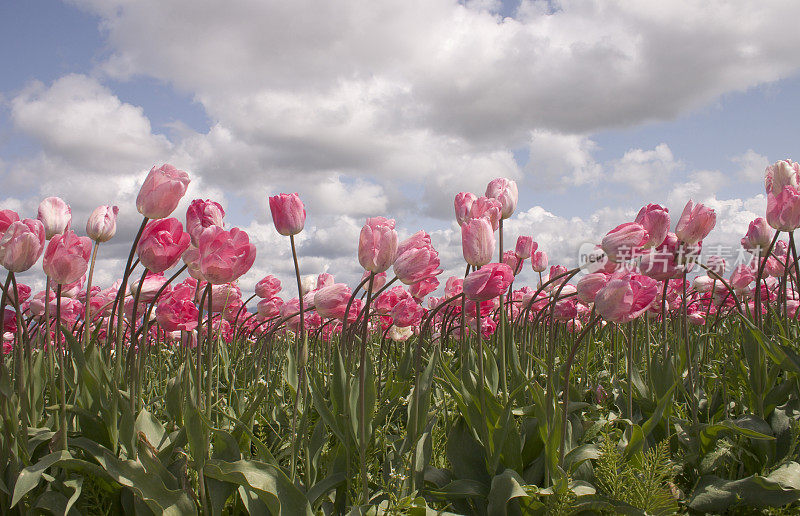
[2,0,800,293]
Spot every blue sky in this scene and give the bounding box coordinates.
[2,0,800,292]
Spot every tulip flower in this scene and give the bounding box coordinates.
[374,286,413,314]
[257,296,284,318]
[531,250,548,273]
[136,218,191,274]
[38,197,71,239]
[390,298,424,327]
[156,288,199,332]
[186,199,225,246]
[577,272,610,304]
[454,192,477,226]
[255,275,282,298]
[461,218,495,267]
[675,200,716,245]
[463,263,514,302]
[388,325,413,342]
[635,204,670,248]
[85,205,119,243]
[444,277,463,297]
[766,185,800,231]
[130,272,171,303]
[693,275,715,293]
[394,231,442,285]
[358,217,398,273]
[0,219,46,272]
[268,193,306,236]
[601,222,649,263]
[362,271,387,292]
[503,250,522,274]
[706,255,726,278]
[0,210,20,235]
[741,217,773,253]
[594,273,659,323]
[136,164,191,219]
[515,236,536,259]
[409,276,438,300]
[469,196,502,231]
[42,230,92,285]
[198,226,256,285]
[182,245,204,280]
[485,178,518,219]
[314,283,352,320]
[765,160,800,196]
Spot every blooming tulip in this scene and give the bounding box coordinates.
[156,288,199,332]
[0,210,19,235]
[255,275,282,298]
[463,263,514,302]
[186,199,225,246]
[635,204,670,248]
[86,205,119,242]
[765,160,800,196]
[38,197,71,239]
[268,193,305,236]
[515,236,536,259]
[485,178,518,219]
[601,223,649,262]
[461,218,494,267]
[675,200,716,245]
[136,164,190,219]
[394,231,442,285]
[0,219,46,272]
[42,230,92,285]
[390,298,424,327]
[469,197,502,231]
[741,217,773,253]
[409,277,438,300]
[577,272,609,304]
[594,273,659,323]
[257,297,284,318]
[314,283,352,320]
[198,226,256,285]
[130,272,171,303]
[766,185,800,231]
[454,192,477,226]
[137,218,191,273]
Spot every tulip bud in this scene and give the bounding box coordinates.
[42,230,92,285]
[268,193,305,236]
[38,197,71,239]
[514,236,536,259]
[461,218,494,267]
[0,219,46,272]
[635,204,670,248]
[136,164,191,219]
[531,250,548,273]
[741,217,773,253]
[358,217,398,273]
[485,178,518,219]
[675,200,716,245]
[86,205,119,243]
[186,199,225,246]
[463,263,514,302]
[454,192,477,226]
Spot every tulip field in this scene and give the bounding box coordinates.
[4,162,800,515]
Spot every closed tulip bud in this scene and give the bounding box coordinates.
[38,197,71,239]
[257,296,284,318]
[42,230,92,285]
[514,236,536,259]
[531,250,548,272]
[765,160,800,196]
[136,164,190,219]
[86,205,119,242]
[255,275,282,298]
[635,204,670,248]
[363,271,387,292]
[577,272,609,304]
[741,217,772,253]
[766,185,800,231]
[136,218,191,273]
[268,193,305,236]
[314,283,352,320]
[675,200,716,245]
[485,178,518,219]
[394,231,442,285]
[358,217,398,273]
[198,226,256,285]
[454,192,477,226]
[461,218,495,267]
[186,199,225,246]
[463,263,514,302]
[601,222,649,262]
[317,272,335,289]
[390,298,424,327]
[300,275,316,296]
[0,219,46,272]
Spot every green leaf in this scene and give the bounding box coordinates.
[689,462,800,512]
[487,469,530,516]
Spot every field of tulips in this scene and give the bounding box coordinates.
[4,161,800,515]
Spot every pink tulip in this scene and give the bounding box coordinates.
[531,250,548,273]
[454,192,477,226]
[444,277,463,297]
[485,178,518,219]
[765,160,800,196]
[635,204,670,248]
[707,255,726,278]
[182,245,204,280]
[676,200,716,245]
[741,217,773,253]
[374,285,413,314]
[136,164,191,219]
[461,217,495,267]
[86,205,119,243]
[515,236,536,259]
[255,275,282,298]
[391,298,424,327]
[198,226,256,285]
[137,218,191,273]
[268,193,305,236]
[601,222,649,262]
[409,276,439,301]
[463,263,514,302]
[257,296,284,318]
[730,264,755,292]
[503,250,522,275]
[766,185,800,231]
[362,271,387,292]
[594,273,659,323]
[358,217,398,273]
[186,199,225,246]
[196,282,242,312]
[38,197,71,239]
[314,283,352,320]
[693,275,715,293]
[0,210,20,235]
[469,197,502,231]
[553,297,578,322]
[0,219,46,272]
[577,272,609,304]
[394,231,442,285]
[42,230,92,285]
[156,287,199,332]
[130,272,171,303]
[317,273,335,290]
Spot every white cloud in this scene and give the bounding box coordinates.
[609,143,680,194]
[525,130,601,189]
[732,149,769,183]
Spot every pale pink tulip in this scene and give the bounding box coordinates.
[635,204,670,248]
[531,250,548,273]
[390,298,424,327]
[394,231,442,285]
[469,197,502,231]
[358,217,398,273]
[314,283,352,320]
[515,236,536,260]
[461,218,495,267]
[594,273,659,323]
[38,197,71,239]
[136,164,190,219]
[86,205,119,243]
[186,199,225,246]
[0,210,20,235]
[741,217,773,253]
[766,186,800,231]
[42,230,92,285]
[409,277,439,300]
[675,200,716,245]
[765,160,800,196]
[255,275,282,298]
[601,222,649,262]
[0,219,46,272]
[485,178,518,219]
[454,192,477,226]
[257,297,284,318]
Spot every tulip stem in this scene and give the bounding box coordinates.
[83,240,99,347]
[359,272,375,505]
[56,284,67,451]
[498,218,508,401]
[288,234,306,482]
[114,217,148,382]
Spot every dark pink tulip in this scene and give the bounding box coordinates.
[358,217,398,273]
[9,283,31,305]
[765,159,800,196]
[485,178,518,219]
[0,210,20,234]
[577,272,610,304]
[186,199,225,246]
[268,193,305,236]
[136,164,191,219]
[463,263,514,302]
[741,217,773,252]
[601,222,649,262]
[257,296,284,318]
[461,217,495,267]
[469,197,502,231]
[635,204,670,248]
[454,192,477,226]
[515,236,536,259]
[675,200,716,245]
[374,285,412,314]
[394,231,442,285]
[42,230,92,285]
[198,226,256,285]
[137,218,191,274]
[390,298,424,327]
[0,219,46,272]
[156,288,199,332]
[531,250,548,273]
[766,185,800,231]
[53,297,84,323]
[255,275,282,298]
[86,205,119,243]
[314,283,352,320]
[409,276,438,301]
[553,297,578,322]
[594,273,659,323]
[730,264,755,292]
[38,197,71,239]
